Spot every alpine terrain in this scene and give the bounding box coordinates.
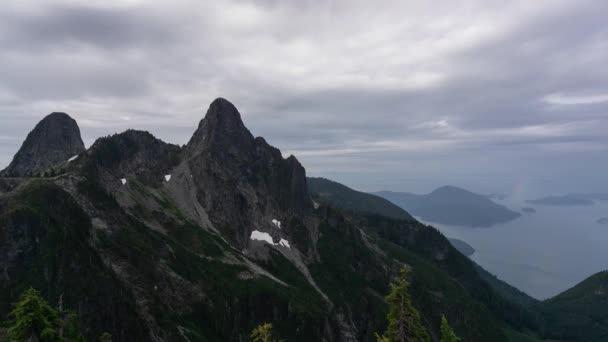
[0,98,605,342]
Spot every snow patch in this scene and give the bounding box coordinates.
[272,219,281,229]
[67,154,78,162]
[250,230,291,249]
[164,174,172,182]
[250,230,274,244]
[120,178,127,185]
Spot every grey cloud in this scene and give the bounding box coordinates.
[1,4,179,51]
[0,0,607,196]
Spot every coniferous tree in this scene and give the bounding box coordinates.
[6,287,62,342]
[250,323,284,342]
[99,332,113,342]
[61,310,86,342]
[439,315,459,342]
[377,267,429,342]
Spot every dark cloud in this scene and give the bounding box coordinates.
[1,0,607,196]
[1,4,179,50]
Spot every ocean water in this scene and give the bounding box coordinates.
[417,200,608,300]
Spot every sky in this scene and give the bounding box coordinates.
[1,0,607,197]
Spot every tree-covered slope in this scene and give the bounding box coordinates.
[308,177,413,220]
[308,177,537,304]
[309,176,608,342]
[539,271,608,341]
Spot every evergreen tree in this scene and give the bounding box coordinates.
[375,333,391,342]
[250,322,284,342]
[378,267,429,342]
[61,310,86,342]
[439,315,459,342]
[6,287,62,342]
[99,332,113,342]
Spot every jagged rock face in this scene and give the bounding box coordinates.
[1,112,85,177]
[185,98,313,247]
[82,129,182,188]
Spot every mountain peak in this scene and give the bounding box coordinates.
[1,112,85,177]
[203,97,244,128]
[187,98,253,152]
[46,111,72,119]
[183,98,312,247]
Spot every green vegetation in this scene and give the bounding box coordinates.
[308,177,413,220]
[310,208,389,341]
[310,177,608,341]
[5,287,61,341]
[377,267,430,342]
[473,264,538,308]
[98,332,113,342]
[440,315,459,342]
[539,271,608,341]
[250,323,284,342]
[503,327,557,342]
[0,180,148,341]
[4,287,85,342]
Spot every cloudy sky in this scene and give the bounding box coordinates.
[1,0,607,197]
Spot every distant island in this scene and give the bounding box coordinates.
[374,185,521,227]
[522,207,536,213]
[527,194,594,206]
[527,193,608,206]
[448,238,475,256]
[598,217,608,225]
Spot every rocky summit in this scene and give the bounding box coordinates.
[1,98,599,342]
[184,98,313,249]
[1,112,85,177]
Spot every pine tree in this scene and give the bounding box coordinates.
[250,323,284,342]
[6,287,62,342]
[378,267,429,342]
[439,315,459,342]
[61,310,86,342]
[99,332,113,342]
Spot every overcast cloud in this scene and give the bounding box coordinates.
[1,0,607,196]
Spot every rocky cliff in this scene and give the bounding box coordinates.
[1,112,85,177]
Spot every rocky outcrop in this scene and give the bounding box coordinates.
[81,129,182,188]
[1,112,85,177]
[184,98,313,248]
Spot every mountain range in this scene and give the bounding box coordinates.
[0,98,606,341]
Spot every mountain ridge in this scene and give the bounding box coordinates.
[307,177,413,220]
